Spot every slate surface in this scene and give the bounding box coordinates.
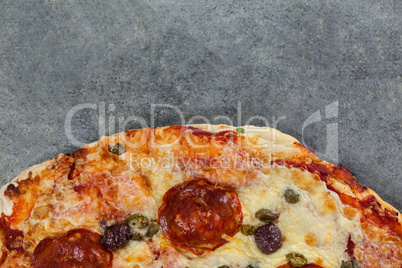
[0,0,401,210]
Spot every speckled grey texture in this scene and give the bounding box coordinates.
[0,0,401,209]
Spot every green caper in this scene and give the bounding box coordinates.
[236,127,245,133]
[284,188,300,204]
[286,252,307,267]
[108,143,126,155]
[127,213,149,229]
[255,209,278,222]
[341,260,356,268]
[131,232,143,241]
[241,224,258,236]
[146,222,160,237]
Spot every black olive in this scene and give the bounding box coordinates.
[284,188,300,204]
[108,143,126,155]
[254,223,282,254]
[217,266,229,268]
[101,224,132,251]
[255,209,278,222]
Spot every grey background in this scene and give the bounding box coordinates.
[0,1,401,210]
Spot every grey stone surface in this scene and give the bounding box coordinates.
[0,0,401,209]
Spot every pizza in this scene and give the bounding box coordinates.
[0,124,400,268]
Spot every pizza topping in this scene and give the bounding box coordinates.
[340,260,356,268]
[241,209,278,237]
[285,252,308,267]
[158,179,243,255]
[101,223,132,251]
[145,222,160,237]
[284,188,300,204]
[255,208,278,222]
[126,214,160,239]
[32,229,112,268]
[241,224,258,236]
[127,213,149,229]
[278,264,323,268]
[254,223,283,254]
[131,232,143,241]
[108,142,126,155]
[236,127,245,133]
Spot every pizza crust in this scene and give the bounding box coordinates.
[0,184,13,217]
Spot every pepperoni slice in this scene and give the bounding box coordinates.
[158,179,243,255]
[32,229,112,268]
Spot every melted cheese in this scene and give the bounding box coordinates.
[114,162,362,268]
[179,167,362,268]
